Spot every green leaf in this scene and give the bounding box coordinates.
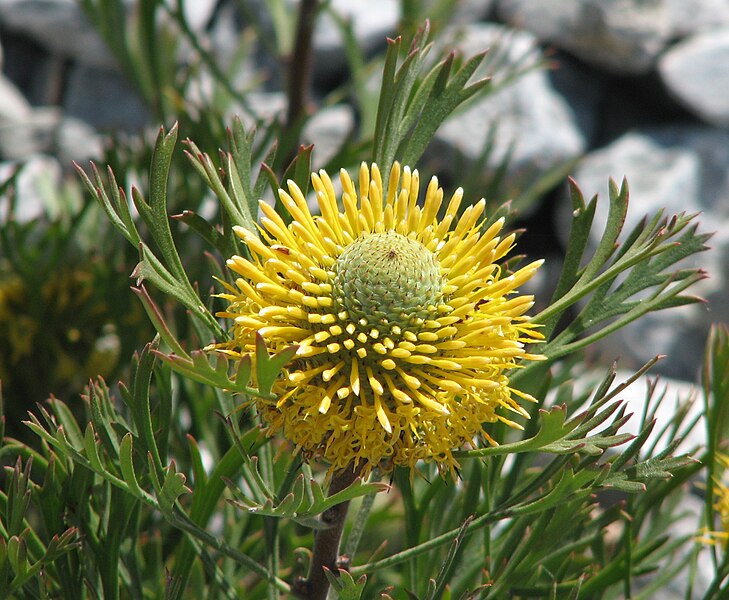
[255,333,299,397]
[74,162,141,246]
[120,340,164,477]
[83,423,107,475]
[280,144,314,198]
[86,378,122,460]
[399,50,491,167]
[226,473,389,523]
[5,458,33,538]
[424,516,474,600]
[516,182,710,381]
[510,469,599,517]
[454,405,579,459]
[325,568,368,600]
[171,210,226,255]
[6,534,27,578]
[183,138,257,234]
[147,457,191,516]
[119,433,145,499]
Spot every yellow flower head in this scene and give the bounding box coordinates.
[214,162,544,476]
[698,453,729,546]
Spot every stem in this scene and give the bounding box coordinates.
[297,464,359,600]
[283,0,318,166]
[342,467,380,558]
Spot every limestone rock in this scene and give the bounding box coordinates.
[431,24,585,189]
[659,28,729,127]
[311,0,399,87]
[0,154,63,222]
[497,0,673,74]
[302,103,354,168]
[0,0,116,69]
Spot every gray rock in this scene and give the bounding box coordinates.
[206,2,258,92]
[56,116,103,165]
[0,72,32,122]
[497,0,672,74]
[312,0,399,84]
[0,0,116,69]
[431,24,585,189]
[232,91,288,128]
[302,104,354,168]
[175,0,218,33]
[665,0,729,38]
[451,0,497,23]
[0,37,102,164]
[63,63,150,131]
[0,106,60,160]
[546,52,607,149]
[568,126,729,379]
[0,154,63,222]
[659,29,729,127]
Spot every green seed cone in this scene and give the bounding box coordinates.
[333,232,443,327]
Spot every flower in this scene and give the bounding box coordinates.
[697,453,729,546]
[715,455,729,536]
[213,162,544,476]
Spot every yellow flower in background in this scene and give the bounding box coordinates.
[213,162,544,476]
[698,453,729,546]
[715,454,729,536]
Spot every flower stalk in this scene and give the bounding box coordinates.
[296,464,360,600]
[284,0,319,166]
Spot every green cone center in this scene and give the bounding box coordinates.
[333,232,443,325]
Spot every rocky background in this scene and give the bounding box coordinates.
[3,0,727,417]
[1,0,727,594]
[2,3,727,395]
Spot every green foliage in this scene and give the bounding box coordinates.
[1,2,728,600]
[527,177,709,363]
[371,22,492,178]
[0,165,151,441]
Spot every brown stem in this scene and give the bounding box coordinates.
[283,0,318,166]
[296,464,359,600]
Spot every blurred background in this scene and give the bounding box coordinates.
[1,0,727,437]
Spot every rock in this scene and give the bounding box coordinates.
[0,154,63,222]
[0,29,63,106]
[665,0,729,38]
[0,106,60,160]
[205,1,258,91]
[0,101,101,164]
[451,0,498,23]
[232,91,288,128]
[302,103,354,168]
[659,29,729,127]
[568,126,729,379]
[62,63,150,131]
[0,71,32,122]
[546,51,607,149]
[496,0,672,75]
[55,116,103,165]
[176,0,218,33]
[430,24,585,192]
[0,0,117,69]
[312,0,399,87]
